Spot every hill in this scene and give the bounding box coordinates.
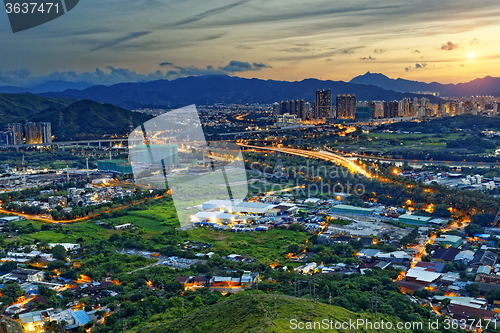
[27,100,152,140]
[0,81,94,94]
[131,294,410,333]
[40,75,441,109]
[0,93,74,123]
[350,72,500,97]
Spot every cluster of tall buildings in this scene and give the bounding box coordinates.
[273,99,311,121]
[335,94,357,119]
[274,89,357,120]
[0,122,52,146]
[274,89,499,123]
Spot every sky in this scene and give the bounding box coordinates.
[1,0,500,87]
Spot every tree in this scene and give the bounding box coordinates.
[287,244,300,254]
[486,289,500,303]
[466,283,480,297]
[193,296,204,308]
[465,223,484,237]
[43,320,60,333]
[52,245,67,261]
[470,213,495,227]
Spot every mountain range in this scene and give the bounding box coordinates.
[0,80,94,94]
[350,72,500,97]
[41,75,443,109]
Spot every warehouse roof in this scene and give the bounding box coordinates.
[331,205,375,212]
[406,267,442,283]
[398,215,432,222]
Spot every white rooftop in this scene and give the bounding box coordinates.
[406,267,442,283]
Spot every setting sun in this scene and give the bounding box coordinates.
[468,52,475,60]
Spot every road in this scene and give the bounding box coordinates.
[238,144,373,178]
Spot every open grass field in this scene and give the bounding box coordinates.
[18,220,119,243]
[13,200,312,262]
[13,201,179,244]
[187,228,309,264]
[364,132,463,148]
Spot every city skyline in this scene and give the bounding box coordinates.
[1,0,500,87]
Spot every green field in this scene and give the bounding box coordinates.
[187,228,309,264]
[18,220,119,243]
[14,200,311,263]
[365,132,462,148]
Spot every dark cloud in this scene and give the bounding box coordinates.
[0,60,271,87]
[273,47,361,61]
[413,49,421,53]
[0,67,169,87]
[89,1,247,52]
[218,60,271,72]
[360,56,376,60]
[405,63,427,71]
[339,48,356,54]
[90,31,152,52]
[280,47,312,53]
[163,0,252,28]
[197,33,226,41]
[373,49,385,54]
[441,41,459,51]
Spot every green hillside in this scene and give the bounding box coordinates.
[0,93,74,123]
[131,294,412,333]
[28,100,152,140]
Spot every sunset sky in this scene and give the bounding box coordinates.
[1,0,500,86]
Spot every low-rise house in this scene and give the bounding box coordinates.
[447,303,497,321]
[477,266,492,275]
[357,249,382,262]
[48,243,80,251]
[475,273,500,293]
[414,261,446,273]
[437,235,463,248]
[405,267,442,285]
[5,269,43,282]
[113,223,134,230]
[377,251,412,264]
[19,309,51,332]
[431,248,461,262]
[470,250,498,268]
[454,250,475,264]
[50,309,92,329]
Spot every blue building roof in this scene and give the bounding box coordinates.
[72,311,91,326]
